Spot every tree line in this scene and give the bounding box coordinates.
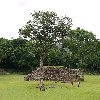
[0,11,100,73]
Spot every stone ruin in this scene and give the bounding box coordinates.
[24,66,84,82]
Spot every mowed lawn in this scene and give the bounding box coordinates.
[0,75,100,100]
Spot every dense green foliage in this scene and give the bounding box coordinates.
[0,29,100,73]
[0,11,100,73]
[0,75,100,100]
[0,38,39,72]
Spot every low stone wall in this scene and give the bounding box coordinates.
[24,66,84,82]
[0,68,7,75]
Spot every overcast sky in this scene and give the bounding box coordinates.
[0,0,100,39]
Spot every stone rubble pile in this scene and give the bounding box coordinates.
[24,66,84,82]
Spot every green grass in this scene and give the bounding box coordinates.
[0,75,100,100]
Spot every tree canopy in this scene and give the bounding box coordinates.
[19,11,72,68]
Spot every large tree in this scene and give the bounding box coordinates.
[19,11,72,68]
[62,27,98,69]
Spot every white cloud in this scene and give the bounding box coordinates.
[16,0,31,7]
[0,0,100,39]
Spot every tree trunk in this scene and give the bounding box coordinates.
[40,55,44,68]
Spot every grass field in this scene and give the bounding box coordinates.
[0,75,100,100]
